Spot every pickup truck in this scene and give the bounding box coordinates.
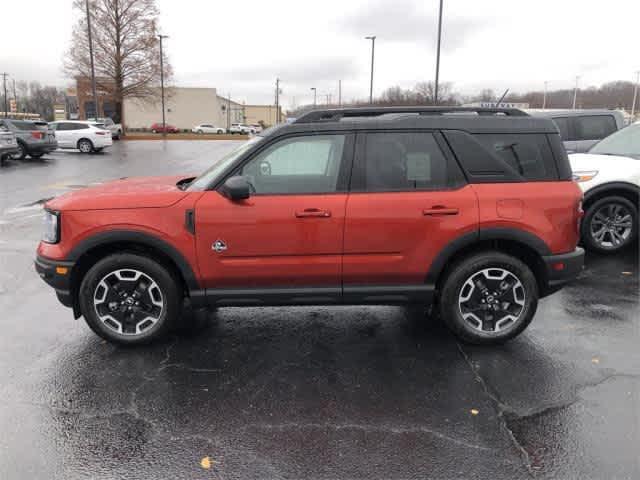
[87,117,123,139]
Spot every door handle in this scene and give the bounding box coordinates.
[423,206,459,216]
[295,208,332,218]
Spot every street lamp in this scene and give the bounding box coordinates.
[85,0,99,119]
[310,87,317,107]
[572,75,580,109]
[158,34,169,137]
[631,70,639,120]
[365,36,376,104]
[542,81,548,109]
[434,0,443,105]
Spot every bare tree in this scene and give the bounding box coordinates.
[65,0,171,129]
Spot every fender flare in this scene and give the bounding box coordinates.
[66,230,200,291]
[583,181,640,204]
[425,227,551,285]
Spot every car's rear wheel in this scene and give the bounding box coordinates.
[11,142,27,160]
[29,152,44,159]
[582,196,637,254]
[78,139,93,154]
[439,251,538,345]
[79,253,181,345]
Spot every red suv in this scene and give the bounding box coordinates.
[150,123,179,134]
[35,107,584,345]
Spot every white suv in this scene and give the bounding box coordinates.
[50,121,113,154]
[192,124,225,134]
[570,122,640,253]
[228,123,255,134]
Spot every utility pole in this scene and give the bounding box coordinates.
[434,0,444,104]
[631,70,640,120]
[542,81,548,109]
[338,80,342,107]
[158,34,169,137]
[12,79,17,114]
[227,93,231,131]
[1,73,7,118]
[275,78,280,125]
[310,87,317,107]
[365,36,376,104]
[85,0,99,119]
[572,75,580,109]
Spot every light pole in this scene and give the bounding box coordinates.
[631,70,639,120]
[338,80,342,107]
[572,75,580,109]
[275,78,281,125]
[158,34,168,137]
[542,81,548,109]
[310,87,317,107]
[365,36,376,104]
[85,0,99,119]
[434,0,443,104]
[1,73,7,118]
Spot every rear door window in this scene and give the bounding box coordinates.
[574,115,617,141]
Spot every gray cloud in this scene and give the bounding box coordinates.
[340,0,483,51]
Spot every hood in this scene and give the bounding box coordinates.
[569,153,640,172]
[46,175,192,211]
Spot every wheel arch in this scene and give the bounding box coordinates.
[583,182,639,210]
[427,228,550,295]
[76,137,94,149]
[67,230,201,314]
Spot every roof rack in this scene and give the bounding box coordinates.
[294,106,529,123]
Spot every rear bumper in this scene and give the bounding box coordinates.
[34,255,75,308]
[29,142,58,153]
[541,247,584,296]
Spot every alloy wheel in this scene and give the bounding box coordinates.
[93,269,164,336]
[458,268,525,333]
[589,202,633,250]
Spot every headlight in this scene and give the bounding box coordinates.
[42,210,60,244]
[572,170,598,182]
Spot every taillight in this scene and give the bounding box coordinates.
[31,131,44,140]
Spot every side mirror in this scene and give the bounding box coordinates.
[220,176,251,201]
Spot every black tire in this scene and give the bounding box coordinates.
[439,251,538,345]
[11,142,27,160]
[78,138,93,154]
[152,129,157,134]
[79,253,182,345]
[581,196,638,254]
[29,152,44,159]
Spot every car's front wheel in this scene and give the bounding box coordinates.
[582,196,637,254]
[11,142,27,160]
[439,251,538,345]
[79,253,181,345]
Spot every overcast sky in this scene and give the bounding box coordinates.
[2,0,639,108]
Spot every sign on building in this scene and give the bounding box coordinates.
[9,99,17,113]
[54,104,66,121]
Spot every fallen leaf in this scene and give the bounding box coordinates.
[470,409,479,416]
[591,357,600,364]
[201,457,217,469]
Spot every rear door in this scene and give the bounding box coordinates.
[573,114,618,152]
[343,131,478,299]
[53,122,72,147]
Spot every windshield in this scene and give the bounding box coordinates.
[589,123,640,159]
[187,136,264,190]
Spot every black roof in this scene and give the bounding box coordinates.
[270,107,559,135]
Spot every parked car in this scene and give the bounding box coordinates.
[228,123,255,134]
[87,117,123,139]
[49,121,113,153]
[151,123,179,134]
[192,124,226,134]
[0,125,19,165]
[35,106,584,346]
[250,124,263,133]
[569,121,640,253]
[528,109,625,153]
[0,119,58,159]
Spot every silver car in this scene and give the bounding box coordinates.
[528,109,625,153]
[0,119,58,159]
[0,125,19,165]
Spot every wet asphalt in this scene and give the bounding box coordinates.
[0,141,638,480]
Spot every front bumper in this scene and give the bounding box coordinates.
[0,145,19,157]
[34,255,75,308]
[541,247,585,296]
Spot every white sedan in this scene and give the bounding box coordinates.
[192,124,226,134]
[570,122,639,253]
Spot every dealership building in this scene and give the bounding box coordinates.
[69,79,284,130]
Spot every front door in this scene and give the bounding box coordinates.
[195,133,353,296]
[343,131,478,298]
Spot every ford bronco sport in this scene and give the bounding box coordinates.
[35,107,584,346]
